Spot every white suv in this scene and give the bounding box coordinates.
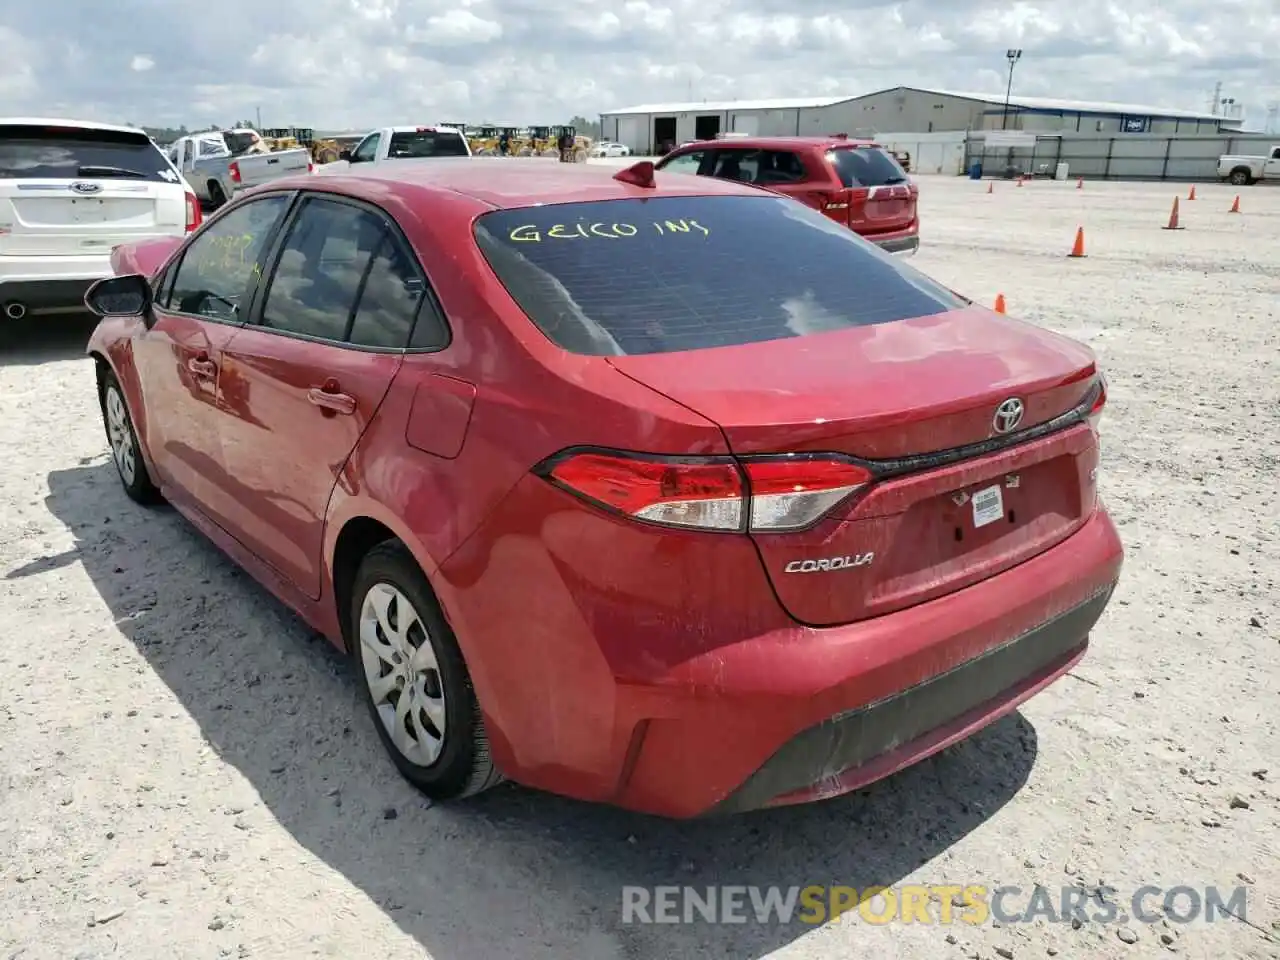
[0,118,201,320]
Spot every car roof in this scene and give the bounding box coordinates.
[0,116,149,135]
[675,136,882,152]
[287,157,768,210]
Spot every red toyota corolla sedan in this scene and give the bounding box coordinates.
[84,158,1123,818]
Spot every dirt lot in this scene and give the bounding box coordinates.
[1,175,1277,960]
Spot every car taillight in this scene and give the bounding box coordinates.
[229,161,241,184]
[184,191,202,232]
[1086,374,1107,435]
[538,450,872,533]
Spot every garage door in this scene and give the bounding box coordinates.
[617,117,642,154]
[732,114,759,135]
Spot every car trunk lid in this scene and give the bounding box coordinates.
[607,308,1103,625]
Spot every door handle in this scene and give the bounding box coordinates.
[187,357,216,378]
[307,386,356,415]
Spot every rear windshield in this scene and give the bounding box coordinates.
[387,130,469,158]
[827,146,908,188]
[222,130,260,156]
[474,195,966,356]
[0,125,176,182]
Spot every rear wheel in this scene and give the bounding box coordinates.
[1228,168,1251,186]
[350,542,502,801]
[207,180,227,208]
[100,371,161,505]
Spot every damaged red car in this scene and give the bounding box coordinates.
[84,158,1123,818]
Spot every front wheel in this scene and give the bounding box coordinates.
[351,542,503,802]
[101,371,161,504]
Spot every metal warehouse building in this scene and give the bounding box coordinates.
[601,85,1244,156]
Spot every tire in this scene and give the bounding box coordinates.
[1228,168,1251,186]
[208,180,227,208]
[100,370,162,505]
[350,541,502,801]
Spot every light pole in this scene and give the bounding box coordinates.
[1003,49,1023,130]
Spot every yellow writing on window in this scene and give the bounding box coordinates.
[508,219,709,242]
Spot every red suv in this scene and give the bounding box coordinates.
[83,159,1120,818]
[655,134,920,255]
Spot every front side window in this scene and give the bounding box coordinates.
[167,194,290,321]
[474,195,966,357]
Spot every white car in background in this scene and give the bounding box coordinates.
[590,141,632,158]
[0,117,200,320]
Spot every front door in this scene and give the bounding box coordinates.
[216,193,426,598]
[131,192,292,524]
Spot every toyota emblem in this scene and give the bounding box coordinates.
[69,181,102,196]
[992,397,1025,434]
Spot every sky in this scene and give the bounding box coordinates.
[1,0,1277,131]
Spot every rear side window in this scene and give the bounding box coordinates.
[387,130,469,158]
[474,196,966,357]
[0,124,179,183]
[827,147,908,187]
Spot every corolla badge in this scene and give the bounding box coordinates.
[992,397,1025,434]
[69,181,103,195]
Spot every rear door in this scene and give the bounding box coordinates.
[215,193,423,598]
[0,123,187,258]
[825,145,916,236]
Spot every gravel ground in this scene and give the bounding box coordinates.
[1,174,1277,960]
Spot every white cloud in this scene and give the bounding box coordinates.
[0,0,1275,130]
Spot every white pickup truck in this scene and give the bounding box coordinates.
[1217,145,1280,186]
[168,129,312,208]
[315,125,471,175]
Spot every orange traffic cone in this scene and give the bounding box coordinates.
[1163,196,1184,230]
[1229,195,1240,213]
[987,181,994,194]
[1077,177,1084,189]
[994,293,1007,314]
[1017,178,1023,188]
[1068,227,1086,258]
[1188,185,1197,201]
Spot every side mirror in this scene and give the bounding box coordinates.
[339,149,352,162]
[84,275,152,318]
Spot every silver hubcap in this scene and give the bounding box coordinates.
[359,583,447,766]
[105,386,137,487]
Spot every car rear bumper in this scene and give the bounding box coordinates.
[612,507,1121,817]
[0,256,110,314]
[872,232,920,256]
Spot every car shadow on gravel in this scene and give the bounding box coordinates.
[0,313,97,367]
[34,461,1041,960]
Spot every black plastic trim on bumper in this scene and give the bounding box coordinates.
[875,234,920,256]
[708,585,1115,815]
[0,278,98,312]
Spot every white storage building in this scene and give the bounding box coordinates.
[600,86,1245,156]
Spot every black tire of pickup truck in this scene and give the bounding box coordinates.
[208,181,228,208]
[1228,168,1253,186]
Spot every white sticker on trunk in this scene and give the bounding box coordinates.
[972,485,1004,528]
